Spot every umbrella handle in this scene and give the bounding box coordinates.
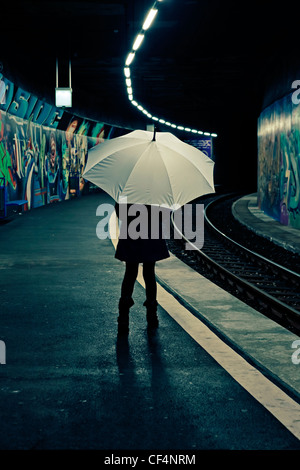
[152,127,156,141]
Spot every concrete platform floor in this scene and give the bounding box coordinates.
[232,193,300,255]
[0,192,300,451]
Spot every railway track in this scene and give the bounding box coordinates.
[169,193,300,335]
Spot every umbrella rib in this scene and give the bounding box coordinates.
[84,138,149,174]
[119,142,156,199]
[155,142,214,193]
[153,142,174,202]
[121,141,175,206]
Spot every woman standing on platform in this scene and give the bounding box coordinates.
[115,202,170,334]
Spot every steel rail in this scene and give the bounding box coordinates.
[170,194,300,333]
[204,196,300,284]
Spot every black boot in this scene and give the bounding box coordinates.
[118,297,134,334]
[144,299,159,328]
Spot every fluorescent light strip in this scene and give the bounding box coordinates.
[125,52,135,66]
[123,1,217,138]
[124,67,130,78]
[133,34,145,51]
[142,9,158,30]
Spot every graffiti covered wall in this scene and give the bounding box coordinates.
[0,73,129,212]
[0,110,94,209]
[257,92,300,229]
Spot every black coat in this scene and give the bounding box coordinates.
[115,203,170,263]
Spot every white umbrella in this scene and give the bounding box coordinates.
[83,129,215,208]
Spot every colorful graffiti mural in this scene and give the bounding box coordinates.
[0,73,131,212]
[258,92,300,229]
[0,110,93,209]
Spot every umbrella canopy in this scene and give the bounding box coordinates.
[83,129,215,207]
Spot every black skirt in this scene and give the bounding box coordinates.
[115,237,169,263]
[114,203,170,263]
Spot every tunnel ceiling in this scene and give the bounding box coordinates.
[1,0,300,136]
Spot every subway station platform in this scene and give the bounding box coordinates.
[0,191,300,451]
[232,193,300,255]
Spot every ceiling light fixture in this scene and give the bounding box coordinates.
[142,9,158,30]
[133,34,145,51]
[124,1,217,138]
[124,67,130,78]
[125,52,135,66]
[55,58,72,108]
